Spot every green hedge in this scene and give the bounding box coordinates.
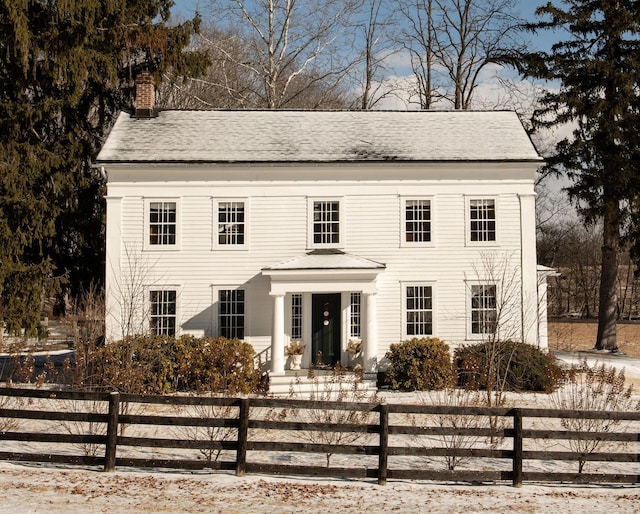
[454,340,563,393]
[384,337,455,391]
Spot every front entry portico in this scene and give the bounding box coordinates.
[262,250,385,376]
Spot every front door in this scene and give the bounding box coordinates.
[312,293,341,366]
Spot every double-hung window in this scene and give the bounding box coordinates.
[404,199,431,244]
[405,285,433,336]
[469,199,496,242]
[310,199,342,247]
[471,285,497,335]
[150,289,177,336]
[217,201,246,247]
[149,201,177,246]
[219,289,245,339]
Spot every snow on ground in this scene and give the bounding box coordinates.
[2,350,640,513]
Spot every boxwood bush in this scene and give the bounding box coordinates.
[454,340,563,393]
[384,337,455,391]
[90,335,263,394]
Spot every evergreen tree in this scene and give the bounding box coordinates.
[514,1,640,351]
[0,0,207,336]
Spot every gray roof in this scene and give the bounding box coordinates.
[96,109,541,164]
[264,250,386,272]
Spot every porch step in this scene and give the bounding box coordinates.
[268,369,378,397]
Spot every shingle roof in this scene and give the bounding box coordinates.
[264,250,386,271]
[96,109,541,163]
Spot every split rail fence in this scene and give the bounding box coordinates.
[0,387,638,487]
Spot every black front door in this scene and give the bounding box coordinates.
[312,293,341,366]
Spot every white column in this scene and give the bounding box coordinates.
[270,293,286,375]
[519,193,538,345]
[364,292,378,375]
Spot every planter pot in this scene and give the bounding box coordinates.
[290,353,303,370]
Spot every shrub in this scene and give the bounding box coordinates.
[90,335,262,395]
[384,337,455,391]
[454,340,563,393]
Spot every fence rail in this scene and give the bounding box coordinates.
[0,387,638,487]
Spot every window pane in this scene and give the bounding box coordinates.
[405,200,431,243]
[471,285,497,334]
[218,202,245,245]
[219,289,245,339]
[149,202,176,245]
[350,292,361,338]
[406,285,433,336]
[150,290,177,336]
[291,294,303,340]
[469,199,496,242]
[313,201,340,244]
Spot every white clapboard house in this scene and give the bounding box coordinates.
[96,73,551,381]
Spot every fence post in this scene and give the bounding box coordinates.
[512,408,523,487]
[104,391,120,472]
[236,398,250,477]
[378,404,389,486]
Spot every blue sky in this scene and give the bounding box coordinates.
[170,0,562,53]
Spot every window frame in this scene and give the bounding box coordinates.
[468,283,498,338]
[215,287,246,340]
[291,293,303,341]
[401,197,434,247]
[402,282,435,338]
[349,292,362,339]
[148,287,179,336]
[214,198,249,250]
[144,198,181,250]
[307,197,345,249]
[466,197,498,246]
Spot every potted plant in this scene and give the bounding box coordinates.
[285,340,305,370]
[347,339,363,369]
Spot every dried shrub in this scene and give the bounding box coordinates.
[90,335,263,395]
[384,337,455,391]
[454,340,563,393]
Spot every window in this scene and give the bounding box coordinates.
[471,285,497,334]
[219,289,245,339]
[150,290,176,336]
[291,294,303,340]
[469,199,496,242]
[405,285,433,336]
[149,201,176,245]
[312,200,340,245]
[218,201,245,246]
[404,199,431,243]
[350,292,361,338]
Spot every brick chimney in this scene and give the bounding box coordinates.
[135,71,157,118]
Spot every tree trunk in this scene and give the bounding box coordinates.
[595,199,619,351]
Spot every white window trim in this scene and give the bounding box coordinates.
[213,198,250,251]
[211,285,247,340]
[465,280,498,341]
[400,196,435,247]
[465,196,499,247]
[143,198,181,251]
[307,197,345,249]
[146,285,181,337]
[401,282,436,339]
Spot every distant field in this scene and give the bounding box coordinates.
[548,319,640,358]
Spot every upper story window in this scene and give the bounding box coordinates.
[149,201,176,246]
[471,284,497,335]
[405,285,433,336]
[150,289,177,336]
[309,198,343,248]
[469,199,496,242]
[403,198,432,245]
[219,289,245,339]
[218,201,245,246]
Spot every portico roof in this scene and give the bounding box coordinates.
[263,249,385,272]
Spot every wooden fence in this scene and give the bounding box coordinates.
[0,387,638,487]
